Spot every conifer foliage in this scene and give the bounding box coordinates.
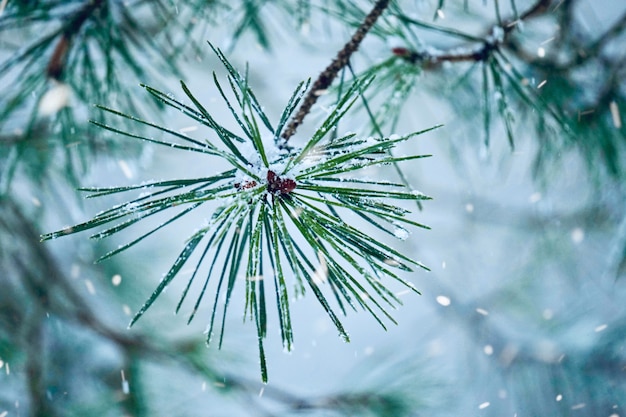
[41,43,434,381]
[2,0,626,416]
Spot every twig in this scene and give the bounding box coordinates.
[393,0,554,67]
[47,0,106,79]
[281,0,390,143]
[517,0,552,22]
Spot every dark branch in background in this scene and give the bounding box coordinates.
[389,0,626,145]
[280,0,390,143]
[506,9,626,71]
[47,0,106,79]
[392,0,625,77]
[517,0,552,21]
[393,0,553,66]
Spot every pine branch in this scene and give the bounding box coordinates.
[41,44,433,382]
[346,0,624,175]
[392,0,554,66]
[280,0,390,143]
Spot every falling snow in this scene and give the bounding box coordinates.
[84,280,96,295]
[594,324,608,332]
[112,274,122,286]
[38,82,72,115]
[117,160,133,179]
[121,370,129,394]
[436,295,451,306]
[571,228,584,243]
[610,101,622,128]
[529,192,542,203]
[394,226,409,240]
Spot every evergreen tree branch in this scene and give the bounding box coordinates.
[508,10,626,71]
[280,0,390,143]
[391,0,624,75]
[41,46,432,381]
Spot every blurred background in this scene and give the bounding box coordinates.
[1,0,625,416]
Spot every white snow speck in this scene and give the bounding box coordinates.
[483,345,494,355]
[610,101,622,128]
[465,203,474,213]
[537,47,546,58]
[436,9,445,19]
[111,274,122,286]
[118,160,133,179]
[571,228,584,243]
[529,192,542,203]
[594,324,608,332]
[490,26,504,43]
[38,82,72,115]
[476,308,489,315]
[436,295,451,306]
[556,394,563,401]
[394,227,409,240]
[121,370,129,394]
[543,309,554,320]
[571,403,586,410]
[247,275,264,282]
[383,258,401,267]
[478,401,490,409]
[179,125,198,133]
[312,251,328,285]
[84,279,96,295]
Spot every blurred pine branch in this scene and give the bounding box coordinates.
[1,0,625,415]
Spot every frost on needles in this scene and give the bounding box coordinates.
[41,44,436,382]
